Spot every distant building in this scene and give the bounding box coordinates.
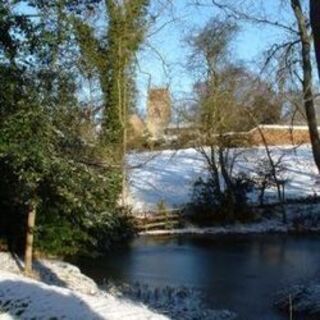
[164,122,197,135]
[146,88,171,139]
[129,114,145,137]
[249,124,313,146]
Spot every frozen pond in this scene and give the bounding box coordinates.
[75,234,320,320]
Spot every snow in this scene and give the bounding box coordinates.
[0,253,168,320]
[140,218,287,236]
[166,122,195,129]
[0,253,236,320]
[105,282,237,320]
[139,201,320,236]
[127,148,205,213]
[0,271,168,320]
[275,284,320,317]
[250,124,313,131]
[0,252,99,295]
[126,145,320,213]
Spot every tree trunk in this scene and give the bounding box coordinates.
[310,0,320,79]
[218,146,234,193]
[209,146,222,199]
[292,0,320,173]
[248,112,287,222]
[24,203,36,275]
[218,146,236,222]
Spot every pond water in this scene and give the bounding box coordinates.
[74,234,320,320]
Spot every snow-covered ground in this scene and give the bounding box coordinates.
[127,145,320,213]
[0,252,99,295]
[276,283,320,317]
[0,253,236,320]
[140,218,287,236]
[105,282,236,320]
[0,271,169,320]
[140,202,320,236]
[0,253,168,320]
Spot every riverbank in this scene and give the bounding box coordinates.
[139,202,320,236]
[276,283,320,318]
[0,252,168,319]
[0,252,236,320]
[75,233,320,320]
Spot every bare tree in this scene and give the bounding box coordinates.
[291,0,320,172]
[310,0,320,79]
[197,0,320,172]
[246,112,287,222]
[186,18,254,221]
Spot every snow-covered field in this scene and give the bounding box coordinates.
[127,145,320,213]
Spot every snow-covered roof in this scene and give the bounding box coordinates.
[251,124,315,131]
[166,122,196,129]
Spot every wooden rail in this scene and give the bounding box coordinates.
[134,210,183,232]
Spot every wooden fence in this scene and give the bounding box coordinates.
[135,210,183,232]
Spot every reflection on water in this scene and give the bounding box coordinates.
[74,235,320,320]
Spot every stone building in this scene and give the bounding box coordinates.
[212,125,314,147]
[249,125,312,145]
[128,114,145,138]
[146,88,171,139]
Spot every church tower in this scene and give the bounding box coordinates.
[146,88,171,139]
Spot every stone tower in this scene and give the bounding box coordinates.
[146,88,171,139]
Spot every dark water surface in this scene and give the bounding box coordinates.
[74,234,320,319]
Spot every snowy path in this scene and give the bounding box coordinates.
[127,145,320,213]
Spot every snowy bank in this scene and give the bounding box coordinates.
[0,253,236,320]
[127,145,320,214]
[0,252,168,319]
[140,203,320,236]
[275,284,320,318]
[105,282,237,320]
[0,271,168,320]
[0,252,98,295]
[140,218,287,236]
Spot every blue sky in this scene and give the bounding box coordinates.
[135,0,298,113]
[15,0,303,113]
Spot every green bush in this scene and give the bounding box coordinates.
[188,175,255,225]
